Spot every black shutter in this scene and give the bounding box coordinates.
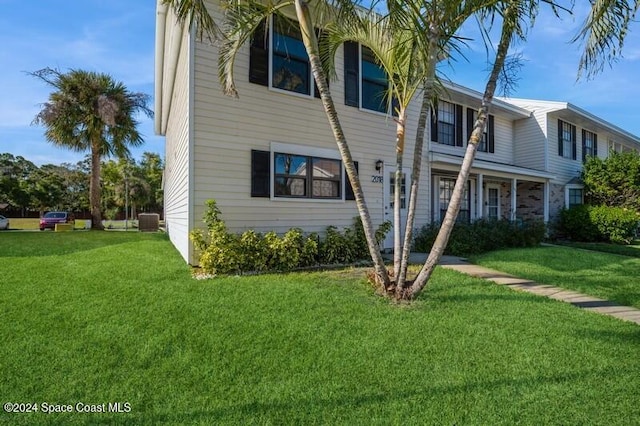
[488,115,495,153]
[455,104,463,147]
[344,41,359,107]
[572,125,577,160]
[431,103,438,142]
[593,133,598,156]
[558,119,564,157]
[345,161,359,201]
[581,129,586,162]
[249,19,269,87]
[466,108,474,141]
[251,150,270,197]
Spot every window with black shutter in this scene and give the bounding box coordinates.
[467,108,494,153]
[558,119,577,160]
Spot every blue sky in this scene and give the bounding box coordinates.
[0,1,638,166]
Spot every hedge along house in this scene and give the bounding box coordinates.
[155,1,640,264]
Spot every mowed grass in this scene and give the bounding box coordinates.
[1,233,639,425]
[471,245,640,309]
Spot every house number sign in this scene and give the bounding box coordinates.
[371,175,383,183]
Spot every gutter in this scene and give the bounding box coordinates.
[154,0,167,135]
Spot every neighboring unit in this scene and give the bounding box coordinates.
[155,1,640,263]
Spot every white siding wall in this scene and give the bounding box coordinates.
[163,20,192,263]
[513,111,547,170]
[429,107,515,165]
[189,5,431,237]
[546,115,583,184]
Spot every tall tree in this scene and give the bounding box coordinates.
[31,68,153,229]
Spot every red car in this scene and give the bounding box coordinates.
[40,212,74,230]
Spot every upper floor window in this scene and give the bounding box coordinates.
[249,16,320,98]
[558,119,576,160]
[344,41,394,114]
[582,129,598,162]
[467,108,495,153]
[431,101,463,146]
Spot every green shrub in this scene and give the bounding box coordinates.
[590,205,639,244]
[413,218,546,256]
[558,205,600,242]
[558,204,639,244]
[191,201,393,276]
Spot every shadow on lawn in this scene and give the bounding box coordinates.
[135,366,629,424]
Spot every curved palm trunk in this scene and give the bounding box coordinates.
[294,0,391,290]
[407,2,518,300]
[90,140,104,230]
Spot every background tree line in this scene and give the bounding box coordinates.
[0,152,163,219]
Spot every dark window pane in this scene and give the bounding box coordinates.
[275,177,306,196]
[312,158,340,179]
[272,55,310,95]
[361,46,388,113]
[312,180,339,198]
[275,153,307,175]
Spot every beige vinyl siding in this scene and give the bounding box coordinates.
[546,115,583,184]
[162,21,191,263]
[190,8,430,235]
[477,114,513,164]
[513,108,548,171]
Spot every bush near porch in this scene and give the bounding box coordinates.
[557,205,639,244]
[413,218,546,256]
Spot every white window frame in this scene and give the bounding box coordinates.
[268,15,315,100]
[565,184,584,208]
[270,142,345,203]
[358,44,392,116]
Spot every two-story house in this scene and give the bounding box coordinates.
[155,1,640,264]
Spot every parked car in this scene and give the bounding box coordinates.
[39,212,74,231]
[0,215,8,230]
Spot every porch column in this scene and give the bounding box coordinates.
[476,174,484,219]
[511,178,517,221]
[543,180,550,223]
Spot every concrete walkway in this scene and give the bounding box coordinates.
[409,253,640,325]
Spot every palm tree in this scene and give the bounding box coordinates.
[184,0,393,287]
[408,0,540,298]
[32,68,153,230]
[574,0,640,78]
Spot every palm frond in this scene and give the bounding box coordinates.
[574,0,639,78]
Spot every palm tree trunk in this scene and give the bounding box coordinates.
[393,110,406,281]
[407,2,518,299]
[396,30,439,293]
[90,140,104,230]
[294,0,391,290]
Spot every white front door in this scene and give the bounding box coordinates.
[383,167,410,250]
[485,185,500,219]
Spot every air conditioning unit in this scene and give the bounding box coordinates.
[138,213,160,232]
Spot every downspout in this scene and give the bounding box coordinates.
[154,0,167,135]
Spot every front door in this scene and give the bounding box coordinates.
[383,167,410,250]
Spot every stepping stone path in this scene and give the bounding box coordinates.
[438,255,640,325]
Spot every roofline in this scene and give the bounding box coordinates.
[442,81,532,118]
[503,97,640,144]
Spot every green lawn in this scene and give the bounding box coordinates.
[471,245,640,309]
[1,233,639,424]
[555,240,640,258]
